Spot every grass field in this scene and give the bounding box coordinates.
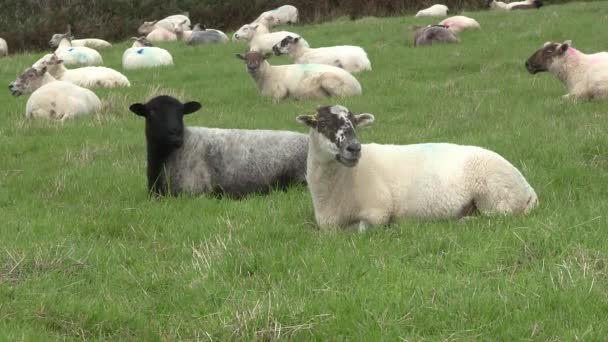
[1,2,607,340]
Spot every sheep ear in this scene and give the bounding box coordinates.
[293,37,300,43]
[251,24,260,30]
[263,53,272,59]
[543,41,552,47]
[129,103,148,117]
[355,113,375,128]
[236,53,246,60]
[183,101,202,115]
[296,114,317,128]
[558,41,570,55]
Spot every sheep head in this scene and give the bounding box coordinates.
[233,24,259,41]
[526,40,571,74]
[8,66,48,96]
[49,32,72,48]
[138,20,159,35]
[130,95,201,148]
[131,36,153,48]
[272,35,300,56]
[297,105,374,167]
[236,51,272,73]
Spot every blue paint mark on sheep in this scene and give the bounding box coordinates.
[137,49,145,55]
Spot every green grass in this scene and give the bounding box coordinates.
[1,2,607,340]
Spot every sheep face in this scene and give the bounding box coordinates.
[131,37,153,48]
[236,51,271,73]
[8,67,47,96]
[130,96,202,148]
[526,41,570,74]
[272,35,299,56]
[233,24,258,41]
[138,21,158,35]
[297,105,374,167]
[49,33,71,48]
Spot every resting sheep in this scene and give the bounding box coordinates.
[176,24,229,45]
[486,0,543,11]
[122,38,174,70]
[526,40,608,100]
[146,21,185,42]
[49,32,103,66]
[49,26,111,49]
[253,5,299,26]
[138,14,191,35]
[438,16,480,33]
[8,67,101,121]
[34,53,130,88]
[233,23,308,54]
[272,36,372,73]
[237,51,362,101]
[0,38,8,56]
[415,4,449,17]
[413,25,459,47]
[296,105,538,231]
[130,95,308,197]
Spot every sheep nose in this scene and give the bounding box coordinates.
[346,142,361,153]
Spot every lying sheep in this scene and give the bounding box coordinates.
[486,0,543,10]
[526,40,608,100]
[233,23,308,54]
[138,14,191,35]
[272,36,371,73]
[129,95,308,197]
[438,16,480,33]
[175,24,229,45]
[49,26,112,49]
[9,67,101,121]
[146,21,183,42]
[0,38,7,56]
[413,25,459,47]
[49,32,103,66]
[122,38,174,70]
[254,5,299,26]
[34,53,130,88]
[415,4,449,17]
[296,105,538,230]
[237,51,362,101]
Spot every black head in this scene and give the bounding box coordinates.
[525,40,571,74]
[236,51,272,73]
[272,35,300,56]
[130,95,202,147]
[297,105,374,167]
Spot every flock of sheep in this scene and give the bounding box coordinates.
[2,1,607,230]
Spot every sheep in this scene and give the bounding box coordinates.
[145,21,183,42]
[525,40,608,100]
[485,0,543,11]
[412,25,459,47]
[233,23,308,54]
[8,66,101,121]
[253,5,299,26]
[0,37,7,56]
[175,24,229,45]
[49,32,103,66]
[415,4,449,17]
[49,26,112,49]
[122,39,174,70]
[34,53,130,88]
[138,14,191,35]
[236,51,362,101]
[129,95,308,197]
[272,36,372,73]
[438,16,480,33]
[296,105,538,231]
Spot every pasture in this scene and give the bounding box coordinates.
[1,1,607,340]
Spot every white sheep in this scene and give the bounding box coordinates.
[0,38,8,56]
[50,33,103,66]
[254,5,299,26]
[9,67,101,121]
[415,4,449,17]
[49,26,112,49]
[146,21,182,42]
[526,40,608,100]
[237,51,362,101]
[272,36,371,73]
[233,23,308,54]
[438,16,480,32]
[122,38,174,70]
[296,105,538,231]
[486,0,543,10]
[129,95,308,197]
[34,53,130,88]
[138,14,191,35]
